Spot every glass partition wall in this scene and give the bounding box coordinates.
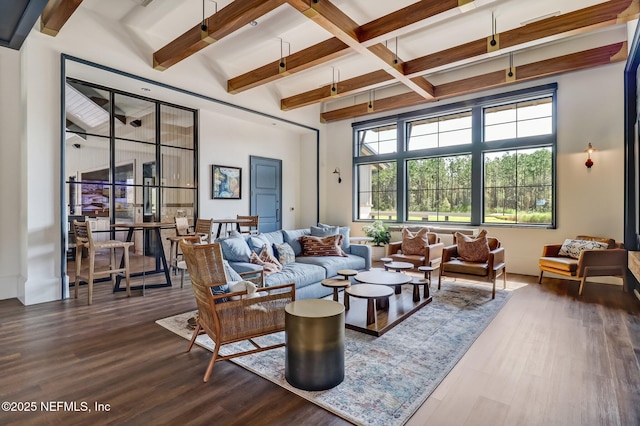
[64,78,197,288]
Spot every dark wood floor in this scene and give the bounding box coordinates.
[1,271,639,426]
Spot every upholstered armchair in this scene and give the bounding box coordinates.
[387,228,444,270]
[439,231,506,299]
[538,235,627,295]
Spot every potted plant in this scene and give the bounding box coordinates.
[362,220,391,261]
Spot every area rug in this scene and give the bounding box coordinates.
[156,282,512,425]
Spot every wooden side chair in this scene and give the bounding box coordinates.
[180,240,295,382]
[73,220,134,305]
[194,218,214,243]
[166,216,195,274]
[237,215,259,235]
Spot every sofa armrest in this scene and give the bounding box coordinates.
[387,241,402,255]
[349,244,371,270]
[426,242,444,267]
[541,244,562,257]
[442,244,458,262]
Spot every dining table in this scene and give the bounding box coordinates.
[212,218,254,238]
[112,222,176,293]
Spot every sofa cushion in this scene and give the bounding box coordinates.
[264,262,326,288]
[311,225,338,237]
[248,234,273,255]
[220,235,252,262]
[273,242,296,265]
[300,234,346,257]
[558,239,608,259]
[539,256,578,273]
[442,259,488,276]
[296,254,366,278]
[401,228,429,255]
[455,229,489,262]
[283,228,310,256]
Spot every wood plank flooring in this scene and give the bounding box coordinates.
[1,271,639,426]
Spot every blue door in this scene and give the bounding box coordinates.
[250,156,281,232]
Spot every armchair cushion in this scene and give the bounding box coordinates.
[455,229,490,262]
[558,239,608,259]
[401,228,430,255]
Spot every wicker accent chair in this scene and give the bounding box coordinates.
[180,240,295,382]
[237,215,259,235]
[72,220,133,305]
[538,235,627,295]
[167,217,196,273]
[439,234,506,299]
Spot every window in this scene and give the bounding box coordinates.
[353,85,556,227]
[357,162,397,220]
[407,111,472,150]
[357,124,397,156]
[407,155,472,222]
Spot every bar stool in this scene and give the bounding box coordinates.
[73,220,133,305]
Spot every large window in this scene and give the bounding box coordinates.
[353,85,556,227]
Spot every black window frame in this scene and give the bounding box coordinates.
[352,83,557,228]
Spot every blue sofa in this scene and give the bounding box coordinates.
[218,227,371,299]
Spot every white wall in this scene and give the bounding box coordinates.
[322,63,626,280]
[0,48,24,300]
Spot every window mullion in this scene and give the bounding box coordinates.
[471,105,483,225]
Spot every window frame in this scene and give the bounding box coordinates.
[352,84,557,228]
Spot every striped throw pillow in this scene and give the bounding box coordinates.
[299,234,347,257]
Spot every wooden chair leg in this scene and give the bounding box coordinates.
[203,341,221,382]
[180,268,185,289]
[503,268,507,289]
[578,276,587,296]
[124,246,131,297]
[187,323,201,352]
[88,249,95,305]
[492,278,496,300]
[75,245,82,299]
[538,270,544,284]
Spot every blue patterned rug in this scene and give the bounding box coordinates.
[156,282,512,425]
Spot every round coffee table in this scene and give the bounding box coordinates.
[355,269,412,295]
[337,269,358,280]
[384,261,414,273]
[321,278,351,304]
[345,284,394,325]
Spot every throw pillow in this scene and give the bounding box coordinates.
[273,242,296,265]
[228,280,258,300]
[316,223,351,253]
[259,245,282,270]
[219,236,251,262]
[283,229,310,256]
[250,252,281,274]
[310,225,339,237]
[455,229,490,262]
[249,234,273,255]
[299,234,347,257]
[401,228,429,255]
[558,239,608,259]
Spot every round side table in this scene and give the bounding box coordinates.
[285,299,345,391]
[321,278,351,305]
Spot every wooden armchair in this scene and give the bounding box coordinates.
[387,230,444,269]
[538,235,627,295]
[180,240,295,382]
[439,233,506,299]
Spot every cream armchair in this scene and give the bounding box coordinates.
[538,235,627,295]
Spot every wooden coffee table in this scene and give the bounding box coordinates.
[383,261,414,273]
[343,269,431,336]
[345,284,394,325]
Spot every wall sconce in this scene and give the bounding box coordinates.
[584,143,596,168]
[333,168,342,183]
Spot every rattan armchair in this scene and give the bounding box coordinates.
[180,240,295,382]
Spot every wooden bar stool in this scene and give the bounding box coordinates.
[73,220,133,305]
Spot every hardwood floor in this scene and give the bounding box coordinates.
[1,272,639,426]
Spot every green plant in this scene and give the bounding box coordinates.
[362,220,391,246]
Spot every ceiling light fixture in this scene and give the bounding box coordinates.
[279,38,290,73]
[585,143,596,168]
[489,12,497,47]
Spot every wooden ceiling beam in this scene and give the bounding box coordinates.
[281,70,393,110]
[153,0,286,71]
[230,0,465,94]
[404,0,638,76]
[40,0,84,36]
[227,38,349,94]
[321,42,627,123]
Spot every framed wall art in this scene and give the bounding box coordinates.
[212,165,241,199]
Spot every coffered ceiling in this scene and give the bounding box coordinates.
[41,0,638,123]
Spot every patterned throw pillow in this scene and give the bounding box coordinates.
[401,228,429,255]
[273,242,296,265]
[249,245,283,274]
[259,245,282,269]
[558,239,608,259]
[455,229,490,262]
[299,234,347,257]
[228,280,258,300]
